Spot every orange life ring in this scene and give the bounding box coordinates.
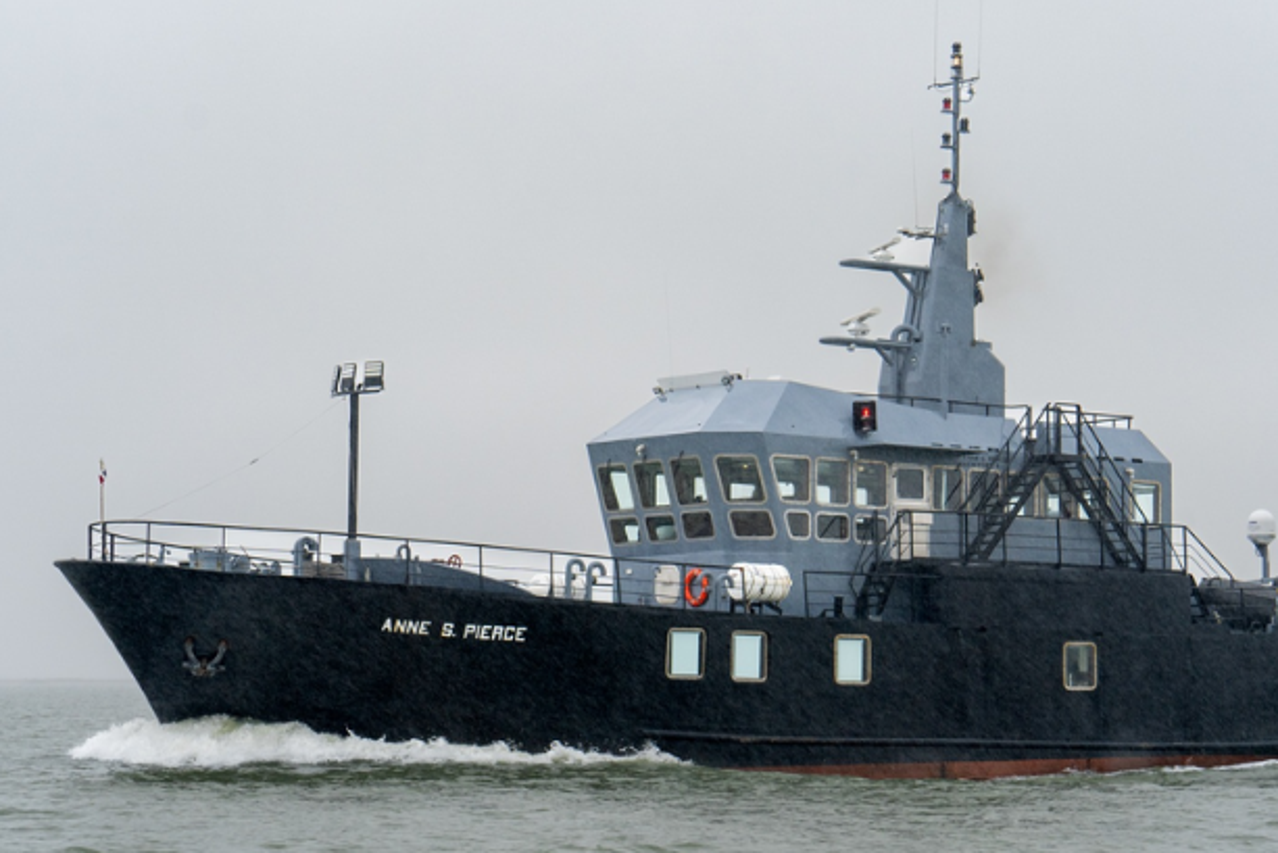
[447,554,463,568]
[684,568,710,607]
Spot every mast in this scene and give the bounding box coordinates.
[823,41,1004,414]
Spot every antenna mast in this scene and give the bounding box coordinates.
[933,42,977,196]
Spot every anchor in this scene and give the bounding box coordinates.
[182,636,229,677]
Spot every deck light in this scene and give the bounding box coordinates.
[331,360,386,545]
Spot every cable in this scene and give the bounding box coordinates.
[136,400,343,518]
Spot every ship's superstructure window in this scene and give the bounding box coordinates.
[895,466,926,502]
[731,631,768,682]
[1063,642,1097,691]
[634,461,671,509]
[854,515,887,544]
[834,635,871,685]
[609,518,640,544]
[933,467,963,510]
[786,510,811,539]
[598,464,635,512]
[817,458,851,505]
[666,628,705,679]
[646,516,677,541]
[730,510,775,538]
[672,456,708,505]
[1042,474,1071,518]
[717,456,766,503]
[682,511,715,539]
[1132,481,1160,523]
[772,456,811,503]
[967,468,1001,504]
[854,461,887,508]
[816,513,850,541]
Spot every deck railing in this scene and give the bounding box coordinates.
[87,520,765,614]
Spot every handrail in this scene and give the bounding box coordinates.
[81,519,783,614]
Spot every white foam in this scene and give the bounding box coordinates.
[70,716,681,769]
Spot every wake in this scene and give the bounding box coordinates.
[70,716,680,769]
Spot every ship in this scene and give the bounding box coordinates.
[58,43,1278,779]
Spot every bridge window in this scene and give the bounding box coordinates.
[854,461,887,508]
[608,517,640,544]
[816,513,850,541]
[1043,475,1072,518]
[1063,642,1097,691]
[772,456,811,503]
[598,464,635,512]
[634,461,671,509]
[717,456,766,503]
[645,515,678,542]
[730,510,775,538]
[933,467,963,510]
[731,632,768,682]
[817,458,851,505]
[854,515,887,544]
[666,628,705,679]
[834,634,871,685]
[895,466,926,502]
[1132,482,1160,523]
[681,511,715,539]
[671,456,708,505]
[967,468,1001,505]
[785,510,811,539]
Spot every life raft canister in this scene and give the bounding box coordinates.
[684,568,710,607]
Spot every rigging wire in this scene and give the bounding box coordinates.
[136,400,344,518]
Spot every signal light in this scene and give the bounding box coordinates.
[942,97,953,112]
[853,400,878,434]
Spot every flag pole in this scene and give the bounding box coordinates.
[98,459,107,560]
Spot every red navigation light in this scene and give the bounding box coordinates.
[942,97,953,112]
[853,400,878,434]
[941,168,952,183]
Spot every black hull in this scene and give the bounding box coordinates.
[58,559,1278,778]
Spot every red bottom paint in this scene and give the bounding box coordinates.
[746,754,1269,780]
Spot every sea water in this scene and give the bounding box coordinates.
[4,681,1278,852]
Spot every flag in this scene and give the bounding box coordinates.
[99,459,107,486]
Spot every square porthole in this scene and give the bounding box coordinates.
[834,634,871,685]
[1063,642,1097,691]
[666,628,705,679]
[731,631,767,682]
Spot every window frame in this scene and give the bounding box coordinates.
[785,509,811,540]
[728,509,777,540]
[854,460,888,509]
[633,460,672,509]
[771,455,812,504]
[1063,641,1098,691]
[817,457,852,507]
[671,455,709,506]
[834,634,872,685]
[598,463,636,512]
[666,628,706,680]
[715,454,768,504]
[730,631,768,683]
[1131,481,1160,523]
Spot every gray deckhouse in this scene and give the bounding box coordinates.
[587,43,1175,616]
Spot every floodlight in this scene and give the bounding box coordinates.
[362,360,385,393]
[332,362,357,397]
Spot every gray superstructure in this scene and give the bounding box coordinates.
[587,43,1187,616]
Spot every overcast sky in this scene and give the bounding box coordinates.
[4,1,1277,680]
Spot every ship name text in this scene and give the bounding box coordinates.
[380,618,527,643]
